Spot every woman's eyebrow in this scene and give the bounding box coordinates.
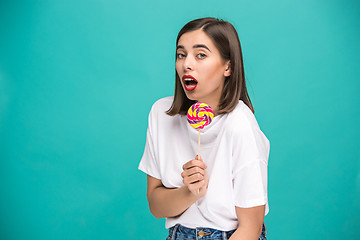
[176,44,211,52]
[193,44,211,52]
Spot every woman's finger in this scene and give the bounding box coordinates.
[183,166,205,178]
[188,180,206,193]
[182,159,207,171]
[183,172,204,185]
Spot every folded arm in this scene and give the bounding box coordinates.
[146,156,208,219]
[146,175,199,218]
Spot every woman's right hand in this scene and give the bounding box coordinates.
[181,155,209,198]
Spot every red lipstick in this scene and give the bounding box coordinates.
[182,75,198,91]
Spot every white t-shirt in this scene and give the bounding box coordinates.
[138,96,270,231]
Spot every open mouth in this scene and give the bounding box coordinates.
[182,75,198,91]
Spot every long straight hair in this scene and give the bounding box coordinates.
[166,17,254,116]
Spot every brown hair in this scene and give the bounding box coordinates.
[166,17,254,116]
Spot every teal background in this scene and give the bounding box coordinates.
[1,0,359,239]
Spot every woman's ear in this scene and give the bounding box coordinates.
[224,61,231,77]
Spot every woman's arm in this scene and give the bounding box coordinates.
[146,156,208,219]
[229,205,265,240]
[146,176,197,218]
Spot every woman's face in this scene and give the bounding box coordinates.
[176,29,230,113]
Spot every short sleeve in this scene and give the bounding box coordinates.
[232,125,270,210]
[233,159,268,208]
[138,107,161,180]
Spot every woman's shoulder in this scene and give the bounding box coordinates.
[227,100,261,133]
[152,96,173,109]
[149,96,174,118]
[228,100,270,154]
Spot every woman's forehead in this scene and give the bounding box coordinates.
[177,29,215,50]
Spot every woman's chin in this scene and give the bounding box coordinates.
[183,90,196,100]
[185,94,198,102]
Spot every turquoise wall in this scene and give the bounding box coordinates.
[1,0,359,239]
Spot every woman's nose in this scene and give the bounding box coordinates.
[184,56,194,71]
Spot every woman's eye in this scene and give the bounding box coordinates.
[176,53,185,59]
[197,53,206,59]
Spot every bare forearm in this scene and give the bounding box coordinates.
[229,224,262,240]
[148,185,198,219]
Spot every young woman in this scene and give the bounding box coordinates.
[139,17,269,240]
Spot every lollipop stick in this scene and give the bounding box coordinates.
[197,129,200,195]
[198,129,201,157]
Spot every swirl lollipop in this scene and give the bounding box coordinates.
[187,102,214,161]
[187,102,214,194]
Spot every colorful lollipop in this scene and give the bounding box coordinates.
[187,102,214,159]
[187,102,213,194]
